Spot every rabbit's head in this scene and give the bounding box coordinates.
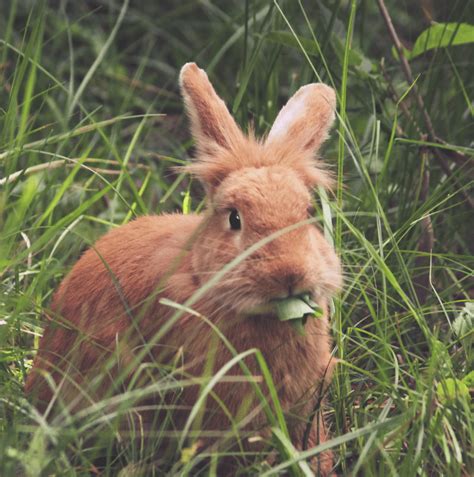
[180,63,341,315]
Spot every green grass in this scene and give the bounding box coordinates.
[1,1,473,475]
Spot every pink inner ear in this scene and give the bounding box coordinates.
[266,83,336,154]
[267,91,308,143]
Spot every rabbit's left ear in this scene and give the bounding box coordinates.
[266,83,336,154]
[180,63,243,154]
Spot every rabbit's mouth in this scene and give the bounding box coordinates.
[242,294,324,335]
[243,294,322,318]
[242,302,275,315]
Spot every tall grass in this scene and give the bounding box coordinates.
[1,1,472,475]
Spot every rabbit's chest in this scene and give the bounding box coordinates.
[266,339,325,403]
[229,319,331,406]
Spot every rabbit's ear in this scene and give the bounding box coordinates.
[266,84,336,153]
[180,63,243,154]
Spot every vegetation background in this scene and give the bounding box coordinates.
[0,0,472,475]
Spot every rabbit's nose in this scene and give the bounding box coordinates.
[278,271,305,297]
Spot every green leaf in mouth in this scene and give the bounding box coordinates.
[244,294,323,335]
[274,296,315,321]
[272,294,324,335]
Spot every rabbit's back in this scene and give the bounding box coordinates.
[54,214,201,326]
[24,214,203,405]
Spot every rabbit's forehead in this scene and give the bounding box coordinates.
[215,166,311,215]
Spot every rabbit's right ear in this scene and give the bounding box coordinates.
[180,63,243,155]
[266,83,336,155]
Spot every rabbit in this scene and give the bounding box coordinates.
[25,62,342,475]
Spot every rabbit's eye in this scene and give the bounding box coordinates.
[228,209,241,230]
[307,205,316,217]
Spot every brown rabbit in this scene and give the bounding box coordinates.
[25,63,342,474]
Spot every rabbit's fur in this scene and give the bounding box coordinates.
[25,63,342,474]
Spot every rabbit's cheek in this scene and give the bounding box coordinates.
[308,230,343,295]
[229,231,243,250]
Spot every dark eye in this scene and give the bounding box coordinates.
[229,209,241,230]
[307,205,316,217]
